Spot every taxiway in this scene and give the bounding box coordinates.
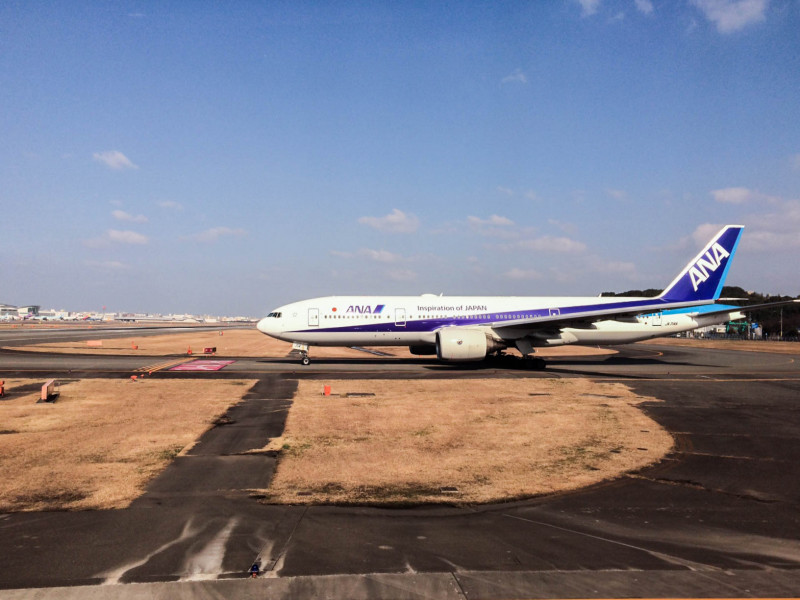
[1,335,799,598]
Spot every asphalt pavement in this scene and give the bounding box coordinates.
[1,337,800,598]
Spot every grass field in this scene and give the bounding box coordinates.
[0,378,255,512]
[259,378,672,505]
[642,337,800,355]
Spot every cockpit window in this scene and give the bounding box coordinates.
[266,312,282,318]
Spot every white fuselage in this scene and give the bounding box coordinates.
[257,295,742,350]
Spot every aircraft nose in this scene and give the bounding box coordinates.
[257,316,272,335]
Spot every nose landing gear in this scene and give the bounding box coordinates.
[293,342,311,366]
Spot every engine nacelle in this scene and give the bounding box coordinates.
[436,328,501,362]
[409,345,437,356]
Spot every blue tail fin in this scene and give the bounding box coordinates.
[659,225,744,303]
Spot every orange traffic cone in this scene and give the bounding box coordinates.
[187,346,193,355]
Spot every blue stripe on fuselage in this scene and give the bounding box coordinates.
[288,297,688,335]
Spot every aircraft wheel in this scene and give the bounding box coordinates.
[301,356,311,366]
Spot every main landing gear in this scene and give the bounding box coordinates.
[293,342,311,366]
[489,352,547,370]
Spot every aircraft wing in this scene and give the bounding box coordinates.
[490,297,707,331]
[491,298,799,333]
[684,298,800,318]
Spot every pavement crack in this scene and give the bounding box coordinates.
[449,572,469,599]
[624,474,782,504]
[260,505,308,578]
[501,512,723,572]
[677,450,777,462]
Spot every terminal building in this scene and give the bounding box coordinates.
[0,304,42,319]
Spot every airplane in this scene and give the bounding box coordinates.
[257,224,775,366]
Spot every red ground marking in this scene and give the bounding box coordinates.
[169,360,235,372]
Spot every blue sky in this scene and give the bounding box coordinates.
[2,0,798,316]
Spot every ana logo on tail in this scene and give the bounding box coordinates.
[689,242,730,292]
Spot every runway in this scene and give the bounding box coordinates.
[1,336,800,598]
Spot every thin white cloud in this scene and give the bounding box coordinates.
[711,187,755,203]
[332,248,408,264]
[609,11,626,22]
[468,215,514,227]
[515,236,587,253]
[112,210,148,223]
[738,197,800,251]
[93,150,138,170]
[745,229,800,251]
[85,229,149,247]
[184,227,247,243]
[358,209,419,233]
[358,248,403,263]
[85,260,129,270]
[635,0,654,15]
[524,190,538,201]
[692,223,724,247]
[504,268,542,281]
[388,269,417,282]
[496,186,514,196]
[690,0,768,33]
[606,188,628,201]
[467,215,520,240]
[589,258,637,277]
[501,69,527,84]
[158,200,183,211]
[577,0,601,16]
[108,229,148,244]
[548,219,578,235]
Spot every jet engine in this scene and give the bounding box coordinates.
[435,328,504,362]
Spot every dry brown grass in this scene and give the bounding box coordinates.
[7,328,616,359]
[260,378,671,505]
[0,378,255,512]
[642,337,800,355]
[6,329,274,357]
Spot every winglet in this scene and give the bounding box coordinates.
[659,225,744,303]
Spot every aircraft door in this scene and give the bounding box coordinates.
[395,308,406,327]
[549,308,560,317]
[308,308,319,327]
[653,312,662,326]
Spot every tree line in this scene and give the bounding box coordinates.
[601,287,800,339]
